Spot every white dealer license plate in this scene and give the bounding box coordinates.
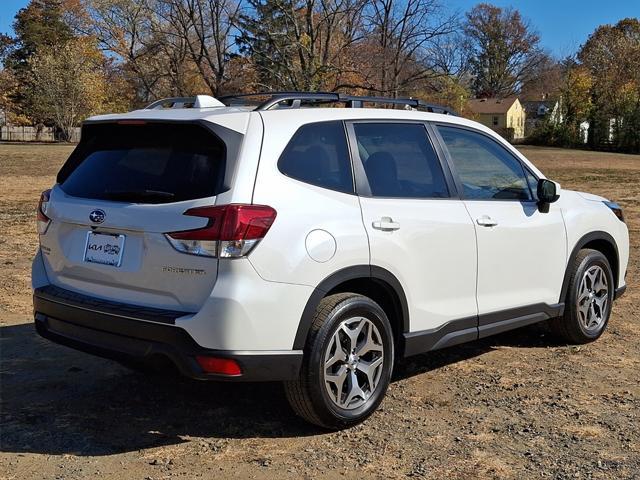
[84,232,125,267]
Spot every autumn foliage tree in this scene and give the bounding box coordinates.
[1,0,116,135]
[26,38,109,140]
[559,61,592,141]
[527,58,593,147]
[1,0,638,153]
[464,3,547,98]
[579,18,640,152]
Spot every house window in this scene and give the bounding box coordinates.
[492,116,499,126]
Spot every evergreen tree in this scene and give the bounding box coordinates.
[237,0,300,90]
[8,0,75,71]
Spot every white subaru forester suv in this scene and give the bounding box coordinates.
[32,93,629,429]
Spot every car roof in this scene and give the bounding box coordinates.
[85,93,473,132]
[86,105,480,134]
[85,102,543,178]
[257,106,477,128]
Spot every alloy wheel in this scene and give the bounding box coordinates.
[323,317,384,410]
[576,265,609,332]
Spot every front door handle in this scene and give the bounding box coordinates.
[372,217,400,231]
[476,215,498,227]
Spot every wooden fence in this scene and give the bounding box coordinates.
[0,126,81,143]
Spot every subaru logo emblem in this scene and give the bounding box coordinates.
[89,209,106,224]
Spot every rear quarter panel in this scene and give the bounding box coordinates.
[249,111,370,287]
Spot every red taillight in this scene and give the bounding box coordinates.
[37,189,52,235]
[165,204,276,258]
[196,356,242,376]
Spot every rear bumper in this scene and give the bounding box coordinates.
[33,286,303,381]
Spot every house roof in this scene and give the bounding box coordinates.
[521,99,558,116]
[468,97,519,115]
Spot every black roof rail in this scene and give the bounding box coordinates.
[217,92,457,115]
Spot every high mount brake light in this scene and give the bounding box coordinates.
[116,120,147,125]
[37,189,52,235]
[165,204,277,258]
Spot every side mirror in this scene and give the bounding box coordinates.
[537,179,560,203]
[537,179,560,212]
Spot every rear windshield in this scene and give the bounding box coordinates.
[58,123,227,204]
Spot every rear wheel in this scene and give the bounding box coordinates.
[285,293,394,429]
[551,249,614,343]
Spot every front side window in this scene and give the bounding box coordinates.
[278,121,353,193]
[353,123,449,198]
[437,126,532,201]
[525,168,539,201]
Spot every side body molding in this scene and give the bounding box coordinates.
[295,230,619,357]
[295,265,567,357]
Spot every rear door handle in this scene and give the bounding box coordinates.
[372,217,400,231]
[476,215,498,227]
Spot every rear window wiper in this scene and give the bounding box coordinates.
[103,189,176,201]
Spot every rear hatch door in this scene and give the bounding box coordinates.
[40,121,233,311]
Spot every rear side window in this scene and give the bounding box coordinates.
[278,121,353,193]
[353,123,449,198]
[58,123,227,204]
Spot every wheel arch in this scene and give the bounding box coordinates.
[293,265,409,351]
[560,231,619,303]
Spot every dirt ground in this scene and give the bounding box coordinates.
[1,143,639,480]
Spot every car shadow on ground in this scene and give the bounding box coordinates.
[1,320,565,456]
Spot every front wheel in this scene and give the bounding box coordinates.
[551,248,614,343]
[285,293,394,429]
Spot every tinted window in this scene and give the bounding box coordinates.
[353,123,449,198]
[59,123,226,204]
[437,126,532,201]
[278,121,353,193]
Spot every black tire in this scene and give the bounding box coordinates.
[551,248,614,344]
[285,293,394,429]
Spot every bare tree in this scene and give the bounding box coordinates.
[362,0,457,97]
[238,0,368,91]
[153,0,241,95]
[84,0,235,100]
[83,0,170,101]
[82,0,463,100]
[426,29,469,80]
